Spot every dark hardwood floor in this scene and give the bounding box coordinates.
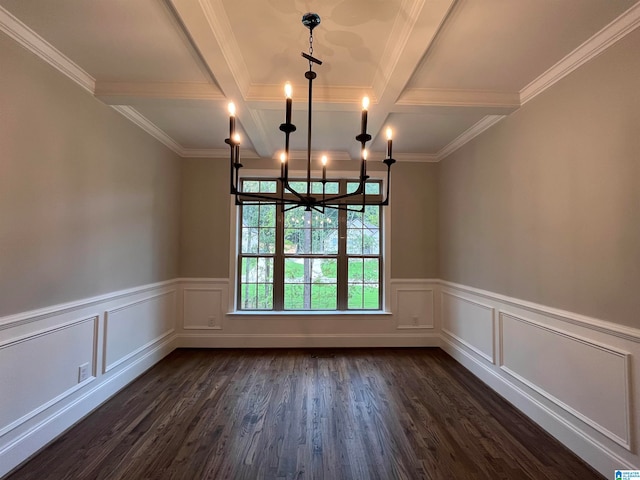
[7,348,603,480]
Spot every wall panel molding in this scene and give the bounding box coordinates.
[0,315,99,438]
[437,280,640,475]
[440,290,495,363]
[499,311,631,450]
[390,281,435,329]
[103,290,176,373]
[0,281,178,478]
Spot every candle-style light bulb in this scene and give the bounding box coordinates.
[360,97,369,135]
[386,127,392,140]
[386,127,393,159]
[279,152,286,179]
[321,155,327,181]
[232,133,241,165]
[228,102,236,138]
[362,149,368,161]
[285,82,293,125]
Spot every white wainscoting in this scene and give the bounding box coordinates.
[0,281,178,478]
[438,280,640,476]
[175,278,440,348]
[2,277,639,477]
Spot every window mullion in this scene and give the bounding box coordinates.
[273,204,285,310]
[337,199,348,310]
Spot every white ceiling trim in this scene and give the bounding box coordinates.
[95,81,224,104]
[111,105,184,155]
[398,88,520,110]
[246,84,375,106]
[371,0,427,99]
[0,6,95,93]
[436,115,506,161]
[182,148,259,159]
[272,150,353,162]
[199,0,252,97]
[394,153,439,163]
[520,1,640,105]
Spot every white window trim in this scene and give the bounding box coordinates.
[227,168,391,314]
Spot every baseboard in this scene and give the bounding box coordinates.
[176,332,441,348]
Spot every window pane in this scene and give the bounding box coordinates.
[312,258,337,283]
[348,284,363,309]
[347,229,362,254]
[260,181,277,193]
[259,228,275,253]
[311,181,339,194]
[363,259,379,283]
[311,284,337,309]
[348,258,363,282]
[363,286,379,310]
[243,205,260,227]
[239,257,273,310]
[284,284,305,309]
[242,180,260,193]
[285,258,305,283]
[259,205,275,227]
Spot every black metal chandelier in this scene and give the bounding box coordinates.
[225,12,396,212]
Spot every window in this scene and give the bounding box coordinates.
[237,178,383,311]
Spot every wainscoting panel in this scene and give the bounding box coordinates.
[392,285,434,329]
[441,290,495,363]
[438,280,640,476]
[0,316,98,437]
[103,290,176,373]
[500,312,631,449]
[176,279,440,348]
[0,281,178,478]
[183,287,224,330]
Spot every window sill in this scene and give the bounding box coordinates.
[227,310,392,317]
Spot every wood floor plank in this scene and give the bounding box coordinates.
[6,349,604,480]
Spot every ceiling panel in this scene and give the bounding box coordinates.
[220,0,402,87]
[0,0,210,83]
[2,0,637,158]
[407,0,637,92]
[371,111,488,154]
[134,101,256,152]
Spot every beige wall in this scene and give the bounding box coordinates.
[438,28,640,328]
[179,157,230,278]
[390,162,438,278]
[0,35,181,317]
[178,157,439,279]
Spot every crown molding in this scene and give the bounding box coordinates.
[436,115,505,161]
[272,150,353,162]
[398,88,520,110]
[95,81,224,104]
[246,84,375,106]
[0,6,95,93]
[394,153,439,163]
[520,1,640,105]
[111,106,184,155]
[182,148,260,159]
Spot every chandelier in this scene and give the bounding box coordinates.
[225,12,396,212]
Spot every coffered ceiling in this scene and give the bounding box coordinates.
[1,0,638,162]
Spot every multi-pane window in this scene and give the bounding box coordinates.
[237,179,383,311]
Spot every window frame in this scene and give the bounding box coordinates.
[228,168,391,314]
